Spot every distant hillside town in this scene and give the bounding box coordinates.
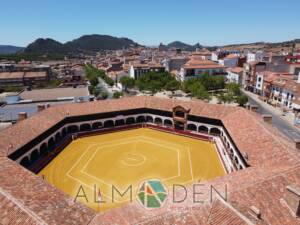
[1,36,300,131]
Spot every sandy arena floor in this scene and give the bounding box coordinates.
[39,128,225,211]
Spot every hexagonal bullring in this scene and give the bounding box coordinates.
[38,127,225,211]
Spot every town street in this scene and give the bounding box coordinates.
[243,90,300,140]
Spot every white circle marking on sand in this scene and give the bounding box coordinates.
[120,153,146,166]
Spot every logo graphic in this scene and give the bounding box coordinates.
[137,179,167,209]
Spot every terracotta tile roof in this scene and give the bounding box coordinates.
[183,59,225,69]
[0,190,44,225]
[226,67,243,74]
[225,54,239,59]
[271,75,300,93]
[207,199,249,225]
[0,157,95,225]
[1,96,300,224]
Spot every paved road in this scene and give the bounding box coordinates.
[244,91,300,140]
[98,77,113,99]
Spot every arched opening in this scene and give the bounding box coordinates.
[20,156,30,168]
[61,128,67,138]
[40,143,48,157]
[187,123,197,131]
[80,123,91,132]
[104,120,114,128]
[234,156,239,164]
[154,117,163,125]
[30,149,39,164]
[115,119,125,126]
[228,149,234,159]
[67,125,79,134]
[164,119,173,127]
[48,137,55,151]
[198,125,209,133]
[125,117,135,125]
[146,116,154,123]
[234,156,240,170]
[210,127,221,135]
[55,132,62,143]
[92,122,103,130]
[136,116,146,123]
[227,142,230,149]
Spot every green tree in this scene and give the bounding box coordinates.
[85,64,113,87]
[226,83,241,96]
[218,93,234,103]
[88,85,96,95]
[136,71,179,94]
[120,76,135,91]
[93,89,101,97]
[1,85,23,93]
[183,75,225,93]
[90,76,99,86]
[47,79,62,88]
[165,79,180,92]
[100,91,108,99]
[190,83,211,100]
[113,91,123,99]
[236,95,248,106]
[105,77,114,86]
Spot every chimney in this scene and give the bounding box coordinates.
[283,185,300,217]
[248,206,261,220]
[18,112,27,121]
[37,104,46,112]
[294,139,300,150]
[262,114,272,124]
[250,105,258,112]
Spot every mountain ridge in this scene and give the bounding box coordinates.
[23,34,140,54]
[4,36,300,56]
[0,45,24,54]
[167,41,202,51]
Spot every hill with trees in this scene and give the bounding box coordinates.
[24,38,69,54]
[65,35,139,52]
[23,35,140,54]
[167,41,202,51]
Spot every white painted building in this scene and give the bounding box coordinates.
[211,52,219,62]
[129,63,165,79]
[226,67,243,85]
[219,54,239,68]
[179,59,226,82]
[247,51,264,63]
[255,73,264,95]
[269,73,300,108]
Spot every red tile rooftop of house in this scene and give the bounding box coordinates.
[0,96,300,224]
[183,59,225,69]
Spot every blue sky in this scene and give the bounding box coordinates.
[1,0,300,47]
